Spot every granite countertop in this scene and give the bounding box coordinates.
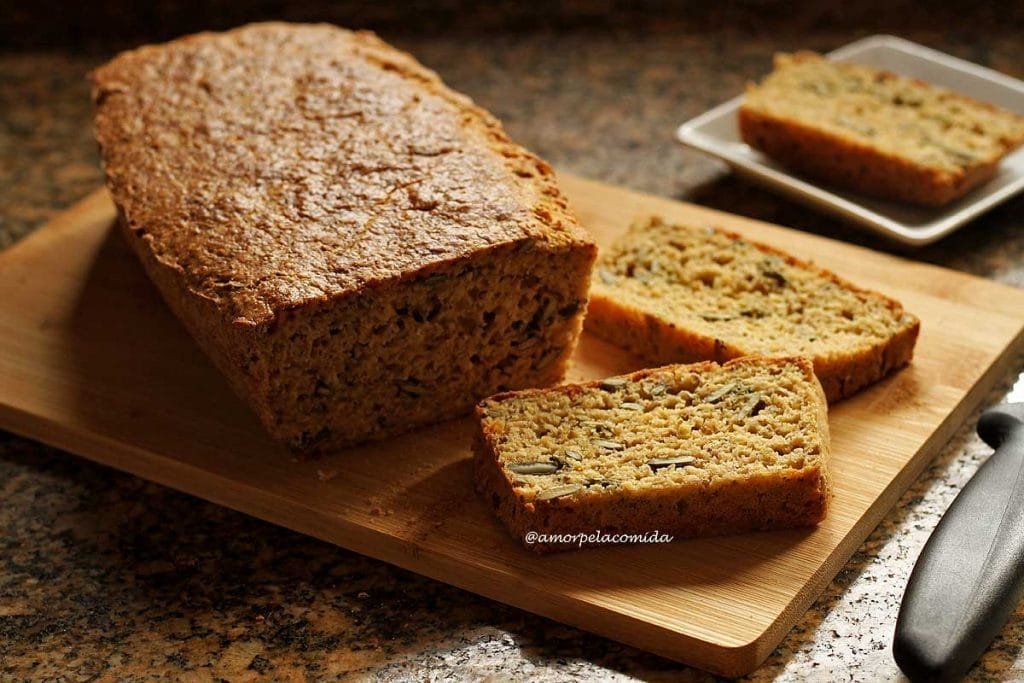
[3,9,1024,681]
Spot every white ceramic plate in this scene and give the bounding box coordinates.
[676,35,1024,246]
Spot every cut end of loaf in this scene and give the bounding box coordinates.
[240,239,597,453]
[474,356,831,553]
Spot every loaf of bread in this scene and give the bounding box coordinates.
[474,356,831,553]
[587,216,919,402]
[90,23,597,453]
[740,52,1024,206]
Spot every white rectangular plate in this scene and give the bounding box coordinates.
[676,35,1024,246]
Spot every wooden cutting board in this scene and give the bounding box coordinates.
[2,174,1022,677]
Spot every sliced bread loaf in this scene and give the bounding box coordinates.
[586,216,919,402]
[740,52,1024,206]
[474,356,831,553]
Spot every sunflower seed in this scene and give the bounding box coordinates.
[514,337,539,350]
[597,269,616,285]
[509,462,560,475]
[619,402,644,411]
[535,346,562,368]
[699,311,737,322]
[579,419,612,435]
[742,394,766,417]
[836,115,877,136]
[536,484,583,501]
[946,149,976,164]
[801,80,834,96]
[564,449,583,462]
[923,137,977,165]
[761,262,790,286]
[593,439,625,451]
[398,380,425,397]
[422,273,446,286]
[705,382,738,403]
[600,378,628,391]
[648,456,696,471]
[646,383,667,397]
[558,301,581,318]
[893,93,923,107]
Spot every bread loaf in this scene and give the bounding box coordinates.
[91,23,597,453]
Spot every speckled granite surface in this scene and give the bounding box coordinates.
[3,14,1024,682]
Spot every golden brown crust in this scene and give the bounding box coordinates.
[474,357,832,553]
[91,22,592,327]
[587,219,920,403]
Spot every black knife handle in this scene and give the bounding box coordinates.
[894,404,1024,682]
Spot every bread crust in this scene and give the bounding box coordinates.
[586,220,920,403]
[91,22,593,326]
[474,357,832,553]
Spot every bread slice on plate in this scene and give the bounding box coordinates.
[90,23,596,453]
[587,216,920,403]
[474,356,831,553]
[740,51,1024,207]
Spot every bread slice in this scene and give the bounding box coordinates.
[474,356,831,553]
[586,216,919,402]
[90,23,596,453]
[740,52,1024,206]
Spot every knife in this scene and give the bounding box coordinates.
[894,402,1024,682]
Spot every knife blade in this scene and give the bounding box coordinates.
[893,402,1024,682]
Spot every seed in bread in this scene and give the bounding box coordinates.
[586,216,919,402]
[90,23,597,453]
[474,356,831,553]
[740,51,1024,206]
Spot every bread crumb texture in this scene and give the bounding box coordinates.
[475,356,831,552]
[740,52,1024,205]
[587,216,919,402]
[90,23,596,452]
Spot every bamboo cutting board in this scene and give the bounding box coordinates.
[2,174,1023,677]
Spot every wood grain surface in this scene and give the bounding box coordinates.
[1,174,1021,676]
